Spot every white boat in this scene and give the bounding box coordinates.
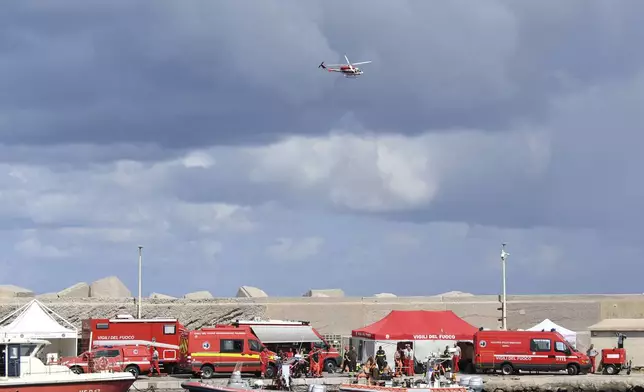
[0,337,135,392]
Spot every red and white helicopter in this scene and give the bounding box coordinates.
[318,54,372,78]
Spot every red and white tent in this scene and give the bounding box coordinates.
[351,310,477,367]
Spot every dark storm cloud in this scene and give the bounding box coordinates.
[3,1,644,152]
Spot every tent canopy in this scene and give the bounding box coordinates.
[527,319,577,347]
[527,318,575,337]
[351,310,478,341]
[0,299,77,339]
[251,325,322,344]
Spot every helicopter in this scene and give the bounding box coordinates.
[318,54,372,78]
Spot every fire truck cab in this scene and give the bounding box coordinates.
[188,326,277,379]
[60,345,151,378]
[232,318,343,373]
[474,330,591,375]
[81,314,189,374]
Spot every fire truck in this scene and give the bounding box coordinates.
[80,314,189,374]
[231,318,343,373]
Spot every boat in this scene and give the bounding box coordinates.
[182,360,304,392]
[182,363,276,392]
[0,337,135,392]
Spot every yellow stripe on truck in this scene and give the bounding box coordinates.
[191,352,260,359]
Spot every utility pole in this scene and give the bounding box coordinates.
[137,246,143,319]
[500,243,510,330]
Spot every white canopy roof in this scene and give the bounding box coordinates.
[0,299,77,339]
[527,319,576,346]
[250,325,322,344]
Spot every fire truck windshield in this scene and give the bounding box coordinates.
[313,341,329,349]
[248,339,262,352]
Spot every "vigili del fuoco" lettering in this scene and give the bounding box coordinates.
[412,334,456,340]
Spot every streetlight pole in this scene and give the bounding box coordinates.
[137,246,143,319]
[500,243,510,330]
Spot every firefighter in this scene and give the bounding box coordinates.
[452,343,461,373]
[348,346,357,375]
[375,346,386,370]
[259,346,270,378]
[403,344,414,376]
[587,344,598,374]
[340,346,351,374]
[309,347,322,377]
[148,346,161,377]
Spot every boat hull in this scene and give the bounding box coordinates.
[181,380,268,392]
[0,378,135,392]
[339,384,468,392]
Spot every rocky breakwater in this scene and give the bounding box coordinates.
[0,277,266,330]
[481,374,644,392]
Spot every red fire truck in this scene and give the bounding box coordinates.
[231,319,343,373]
[81,314,189,374]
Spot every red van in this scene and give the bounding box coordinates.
[474,330,591,375]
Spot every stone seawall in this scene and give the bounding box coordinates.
[3,294,644,340]
[137,374,644,392]
[0,298,266,330]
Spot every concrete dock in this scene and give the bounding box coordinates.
[131,373,644,392]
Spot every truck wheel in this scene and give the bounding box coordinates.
[566,364,578,376]
[324,360,337,373]
[201,365,215,379]
[500,363,513,376]
[603,364,617,375]
[70,366,84,374]
[264,365,276,379]
[124,365,140,379]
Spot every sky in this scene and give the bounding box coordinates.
[1,0,644,297]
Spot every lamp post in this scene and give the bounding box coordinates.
[500,243,510,330]
[137,246,143,319]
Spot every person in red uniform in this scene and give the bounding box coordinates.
[452,343,461,373]
[259,347,270,378]
[148,346,162,377]
[403,344,414,376]
[587,344,598,373]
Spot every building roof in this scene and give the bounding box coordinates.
[588,318,644,332]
